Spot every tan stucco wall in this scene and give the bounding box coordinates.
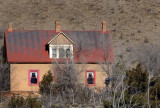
[10,64,109,91]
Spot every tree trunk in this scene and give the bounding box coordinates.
[147,76,151,108]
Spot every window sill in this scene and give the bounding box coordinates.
[29,83,39,86]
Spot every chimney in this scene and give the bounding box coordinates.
[8,23,13,31]
[102,21,106,32]
[55,21,60,32]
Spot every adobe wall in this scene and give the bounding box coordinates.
[10,64,110,91]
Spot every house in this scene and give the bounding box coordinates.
[5,21,114,92]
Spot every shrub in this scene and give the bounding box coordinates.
[25,95,42,108]
[119,33,123,39]
[8,94,25,108]
[144,37,149,43]
[8,94,42,108]
[103,100,112,108]
[51,104,64,108]
[39,71,53,95]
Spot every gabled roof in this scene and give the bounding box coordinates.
[48,31,75,44]
[5,30,114,63]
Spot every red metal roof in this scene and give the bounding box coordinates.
[5,30,114,63]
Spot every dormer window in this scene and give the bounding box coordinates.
[48,31,75,59]
[49,45,73,58]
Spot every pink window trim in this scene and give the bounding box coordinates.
[28,69,39,86]
[85,70,96,86]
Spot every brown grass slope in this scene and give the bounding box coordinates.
[0,0,160,63]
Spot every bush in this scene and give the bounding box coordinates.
[8,94,42,108]
[144,37,149,43]
[51,104,64,108]
[103,100,112,108]
[25,96,42,108]
[8,94,25,108]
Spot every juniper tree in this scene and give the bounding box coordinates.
[39,71,53,95]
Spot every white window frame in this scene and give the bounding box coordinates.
[49,45,73,58]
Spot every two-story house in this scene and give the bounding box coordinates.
[5,21,114,92]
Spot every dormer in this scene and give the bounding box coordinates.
[48,21,75,59]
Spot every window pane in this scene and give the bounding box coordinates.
[87,72,94,78]
[30,72,37,84]
[52,49,57,58]
[66,48,71,57]
[59,48,65,58]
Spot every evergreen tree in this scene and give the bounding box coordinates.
[125,64,160,107]
[39,71,53,95]
[126,64,148,94]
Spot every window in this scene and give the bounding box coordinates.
[66,48,71,57]
[52,49,57,58]
[59,48,65,58]
[49,45,73,58]
[85,70,96,85]
[28,70,39,85]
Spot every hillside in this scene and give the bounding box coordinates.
[0,0,160,63]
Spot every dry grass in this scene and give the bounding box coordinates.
[0,0,160,63]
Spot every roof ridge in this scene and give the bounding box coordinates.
[5,29,56,32]
[5,29,109,33]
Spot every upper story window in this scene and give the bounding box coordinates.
[49,45,73,58]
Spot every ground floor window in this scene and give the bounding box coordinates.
[85,70,96,85]
[28,70,39,85]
